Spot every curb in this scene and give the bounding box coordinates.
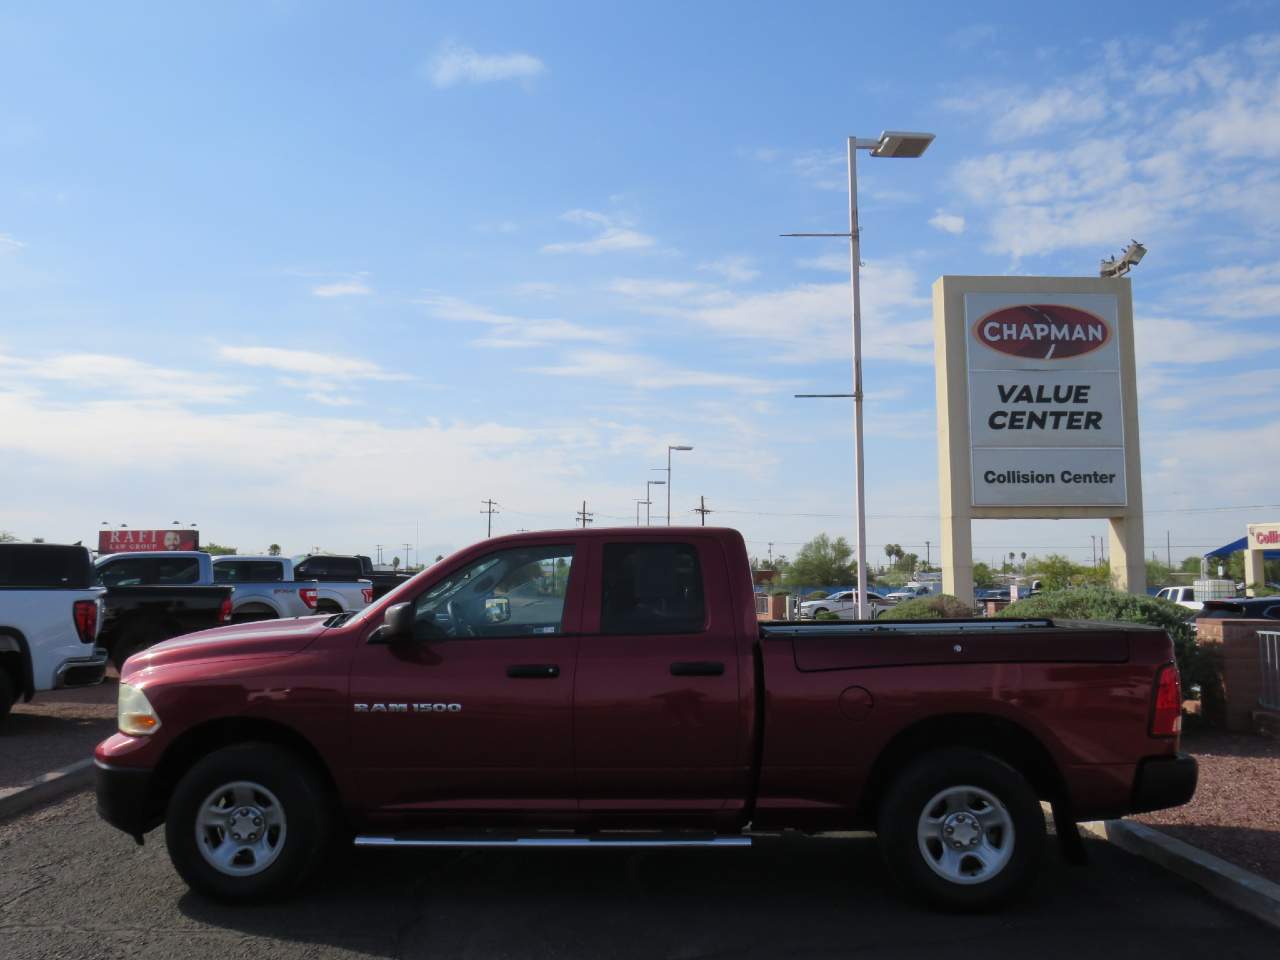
[1081,819,1280,930]
[0,759,94,822]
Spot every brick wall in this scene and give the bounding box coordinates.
[1195,618,1272,732]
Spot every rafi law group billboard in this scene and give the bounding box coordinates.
[965,293,1126,508]
[98,529,200,554]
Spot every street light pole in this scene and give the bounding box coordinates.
[646,480,665,526]
[784,130,934,621]
[666,445,693,525]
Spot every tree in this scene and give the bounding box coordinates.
[972,561,995,589]
[202,542,238,556]
[901,552,918,575]
[0,531,17,543]
[267,544,282,557]
[391,557,401,570]
[787,534,857,587]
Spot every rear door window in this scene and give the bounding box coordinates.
[0,546,91,587]
[215,561,284,582]
[600,542,706,635]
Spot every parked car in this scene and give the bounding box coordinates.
[1196,597,1280,621]
[1155,586,1202,612]
[94,552,234,667]
[354,555,414,600]
[885,582,936,603]
[96,527,1194,910]
[0,543,106,724]
[210,556,321,622]
[290,555,376,612]
[799,589,891,619]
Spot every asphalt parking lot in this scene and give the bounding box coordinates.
[1,793,1275,959]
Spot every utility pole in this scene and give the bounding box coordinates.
[402,542,412,571]
[767,542,774,565]
[1091,535,1097,567]
[1166,530,1172,570]
[576,500,594,528]
[375,544,383,565]
[925,540,931,569]
[481,499,499,538]
[694,495,712,526]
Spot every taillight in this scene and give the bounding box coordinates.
[361,587,373,605]
[73,599,98,644]
[218,597,233,623]
[300,588,318,609]
[1150,663,1182,737]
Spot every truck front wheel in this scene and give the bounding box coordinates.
[165,743,333,901]
[877,747,1044,910]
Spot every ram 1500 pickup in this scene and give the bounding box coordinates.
[95,528,1196,909]
[0,543,106,723]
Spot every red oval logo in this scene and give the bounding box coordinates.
[973,304,1111,360]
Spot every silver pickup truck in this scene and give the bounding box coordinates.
[212,555,370,619]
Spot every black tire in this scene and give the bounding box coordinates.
[110,620,170,671]
[877,747,1045,910]
[165,743,333,901]
[0,669,16,727]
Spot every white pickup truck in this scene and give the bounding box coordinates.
[1155,585,1202,612]
[0,543,107,725]
[798,589,892,619]
[210,555,322,621]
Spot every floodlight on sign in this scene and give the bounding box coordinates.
[872,131,935,158]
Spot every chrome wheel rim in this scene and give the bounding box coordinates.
[195,780,287,877]
[916,785,1014,885]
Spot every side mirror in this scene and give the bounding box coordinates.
[381,602,415,642]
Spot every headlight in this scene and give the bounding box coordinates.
[117,683,161,736]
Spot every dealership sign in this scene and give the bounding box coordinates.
[97,529,200,554]
[1248,523,1280,548]
[966,293,1126,508]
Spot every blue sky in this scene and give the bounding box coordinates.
[2,1,1278,569]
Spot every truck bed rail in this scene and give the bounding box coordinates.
[760,618,1055,638]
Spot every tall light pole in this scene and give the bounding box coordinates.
[646,480,665,526]
[666,445,693,525]
[635,499,648,526]
[784,130,934,620]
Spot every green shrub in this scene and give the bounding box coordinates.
[814,609,841,621]
[882,594,975,620]
[805,590,831,600]
[998,587,1220,723]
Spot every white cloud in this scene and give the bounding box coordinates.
[991,86,1107,140]
[426,43,545,89]
[687,263,933,363]
[218,346,407,380]
[1134,315,1280,366]
[1189,262,1280,318]
[609,278,705,299]
[796,253,849,273]
[541,209,655,255]
[312,279,371,298]
[698,256,758,283]
[928,210,966,235]
[0,352,247,404]
[526,349,780,394]
[419,294,617,348]
[0,233,24,252]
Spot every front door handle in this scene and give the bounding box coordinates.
[670,660,725,677]
[507,664,560,679]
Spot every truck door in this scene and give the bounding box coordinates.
[349,540,584,827]
[573,536,749,826]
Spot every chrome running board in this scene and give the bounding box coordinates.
[354,834,752,848]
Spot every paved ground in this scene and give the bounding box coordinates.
[1,793,1276,959]
[1138,730,1280,884]
[1,680,116,789]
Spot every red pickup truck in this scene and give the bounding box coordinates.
[95,527,1195,909]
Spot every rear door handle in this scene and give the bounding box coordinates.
[506,664,560,679]
[670,660,725,677]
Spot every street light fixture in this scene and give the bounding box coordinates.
[784,129,935,621]
[666,445,693,525]
[646,480,666,527]
[1100,240,1146,279]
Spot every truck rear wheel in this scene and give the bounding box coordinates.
[877,747,1044,910]
[0,669,16,727]
[165,743,333,901]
